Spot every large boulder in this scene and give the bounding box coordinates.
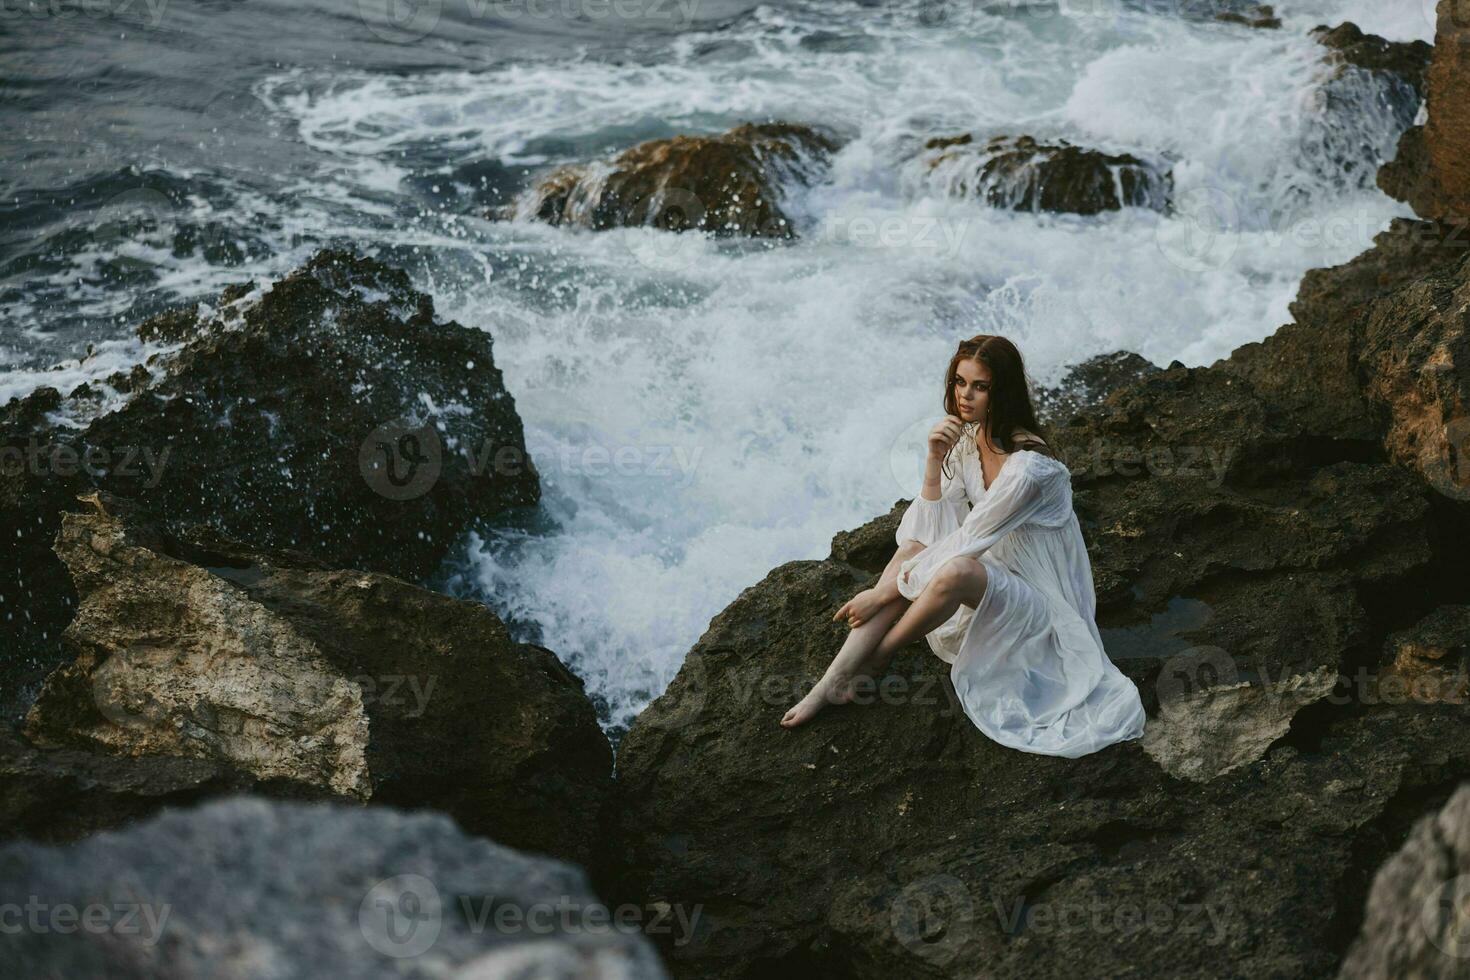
[504,122,840,239]
[0,795,670,978]
[914,134,1172,215]
[1032,350,1163,428]
[608,206,1470,977]
[1,249,539,716]
[1338,782,1470,979]
[20,493,612,872]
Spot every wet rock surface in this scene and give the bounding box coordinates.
[2,249,539,720]
[916,134,1172,215]
[505,122,840,239]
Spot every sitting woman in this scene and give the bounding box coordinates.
[780,334,1147,759]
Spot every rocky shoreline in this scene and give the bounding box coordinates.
[4,8,1470,979]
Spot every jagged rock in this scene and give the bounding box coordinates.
[1141,663,1338,782]
[610,194,1470,979]
[1,249,539,715]
[1312,22,1433,99]
[1033,350,1162,427]
[1338,782,1470,979]
[504,122,840,239]
[915,134,1172,215]
[1370,604,1470,706]
[1229,218,1470,504]
[21,494,612,871]
[0,796,669,979]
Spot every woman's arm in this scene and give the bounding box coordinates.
[896,459,1050,601]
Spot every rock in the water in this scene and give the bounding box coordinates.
[1297,22,1428,193]
[1125,0,1280,30]
[1,249,539,715]
[22,493,612,871]
[1338,782,1470,979]
[504,122,840,239]
[1312,22,1433,100]
[0,795,669,979]
[915,134,1172,215]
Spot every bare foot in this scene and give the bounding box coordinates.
[780,671,858,728]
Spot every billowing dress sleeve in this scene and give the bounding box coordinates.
[894,453,970,549]
[896,458,1050,601]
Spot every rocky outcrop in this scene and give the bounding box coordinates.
[505,122,840,239]
[608,204,1470,978]
[1379,2,1470,224]
[20,493,612,872]
[1338,782,1470,979]
[0,796,669,978]
[1,249,539,715]
[1032,350,1163,427]
[915,134,1172,215]
[1312,22,1433,100]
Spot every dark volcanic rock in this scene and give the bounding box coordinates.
[1,249,539,720]
[506,121,840,239]
[0,723,333,845]
[1312,22,1433,100]
[609,194,1470,977]
[0,795,669,979]
[1125,0,1280,30]
[1033,350,1163,427]
[1338,782,1470,979]
[918,134,1172,215]
[21,493,612,872]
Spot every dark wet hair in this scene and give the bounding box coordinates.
[940,334,1050,480]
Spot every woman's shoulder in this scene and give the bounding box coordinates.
[1009,433,1068,479]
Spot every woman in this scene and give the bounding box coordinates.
[780,334,1147,758]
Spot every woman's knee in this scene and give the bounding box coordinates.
[897,538,926,556]
[933,556,987,600]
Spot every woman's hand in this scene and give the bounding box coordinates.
[834,587,886,629]
[926,414,963,460]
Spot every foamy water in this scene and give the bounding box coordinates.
[3,0,1431,735]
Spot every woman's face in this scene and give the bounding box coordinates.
[952,357,991,425]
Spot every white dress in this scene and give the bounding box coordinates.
[894,433,1147,758]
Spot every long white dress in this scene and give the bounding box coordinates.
[893,432,1147,758]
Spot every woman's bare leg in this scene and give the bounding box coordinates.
[779,540,925,729]
[867,557,988,672]
[779,553,988,728]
